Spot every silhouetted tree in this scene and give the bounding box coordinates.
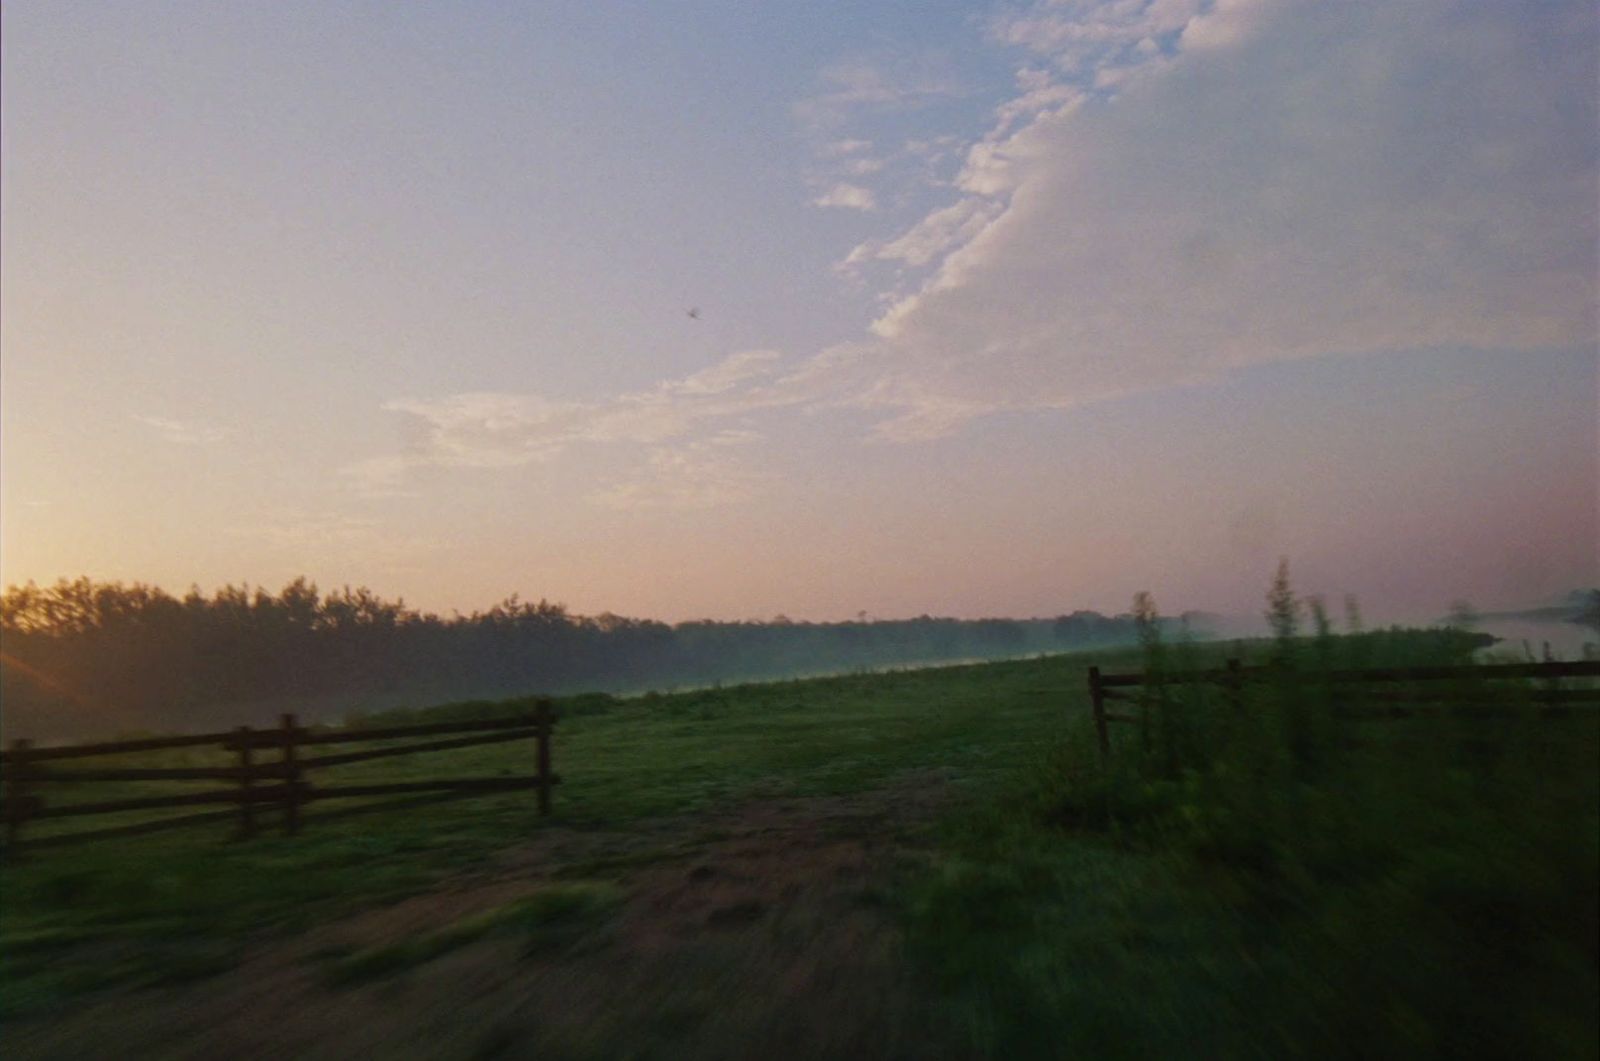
[1,576,1154,739]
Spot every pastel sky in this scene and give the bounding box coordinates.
[2,0,1595,623]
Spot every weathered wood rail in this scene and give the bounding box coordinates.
[1087,659,1600,756]
[1,702,556,856]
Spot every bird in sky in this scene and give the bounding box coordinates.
[686,307,701,320]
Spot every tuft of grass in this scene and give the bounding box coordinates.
[324,881,624,986]
[506,881,625,955]
[903,580,1599,1058]
[1,649,1112,1014]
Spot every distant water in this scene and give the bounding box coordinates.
[1475,617,1596,661]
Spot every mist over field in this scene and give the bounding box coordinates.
[0,576,1217,740]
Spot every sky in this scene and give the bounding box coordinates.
[2,0,1596,624]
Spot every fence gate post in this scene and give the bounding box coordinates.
[1088,667,1110,758]
[235,726,256,839]
[281,714,301,835]
[535,699,553,817]
[5,739,33,858]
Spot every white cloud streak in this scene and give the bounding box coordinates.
[355,0,1596,499]
[820,138,874,157]
[345,350,798,497]
[796,57,969,211]
[792,59,965,132]
[813,183,878,211]
[834,0,1597,434]
[587,439,764,511]
[134,415,226,446]
[840,197,1003,272]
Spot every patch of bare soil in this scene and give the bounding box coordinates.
[7,772,962,1061]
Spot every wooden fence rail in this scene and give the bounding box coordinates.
[0,701,556,857]
[1088,659,1600,756]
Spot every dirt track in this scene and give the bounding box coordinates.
[9,773,958,1060]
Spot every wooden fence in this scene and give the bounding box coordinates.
[1087,659,1600,756]
[1,702,556,857]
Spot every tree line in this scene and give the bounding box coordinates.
[0,577,1194,740]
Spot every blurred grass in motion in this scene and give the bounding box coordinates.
[5,576,1595,1058]
[0,650,1110,1019]
[906,572,1598,1058]
[319,881,624,986]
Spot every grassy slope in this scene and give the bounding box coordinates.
[5,638,1596,1059]
[0,646,1141,1018]
[908,634,1600,1059]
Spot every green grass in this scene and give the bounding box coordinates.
[0,647,1136,1018]
[900,628,1600,1058]
[4,630,1595,1059]
[321,881,624,985]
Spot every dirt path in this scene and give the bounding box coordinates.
[9,772,961,1060]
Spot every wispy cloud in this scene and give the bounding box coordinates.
[990,0,1204,83]
[796,55,971,212]
[356,0,1596,494]
[347,350,799,498]
[819,138,874,157]
[586,440,765,511]
[133,415,226,446]
[839,196,1002,274]
[820,0,1597,435]
[660,350,783,397]
[813,183,878,211]
[792,59,964,132]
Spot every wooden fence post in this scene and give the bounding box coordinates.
[535,699,553,817]
[281,714,301,835]
[235,726,256,840]
[5,738,33,858]
[1088,667,1110,758]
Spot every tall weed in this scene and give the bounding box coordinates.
[1028,565,1599,1054]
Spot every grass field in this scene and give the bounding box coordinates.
[3,634,1597,1059]
[0,648,1136,1021]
